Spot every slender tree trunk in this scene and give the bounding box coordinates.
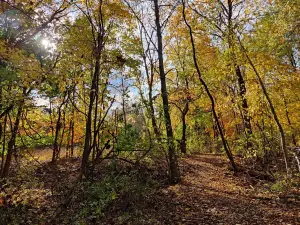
[148,64,161,140]
[58,111,66,154]
[0,114,7,173]
[112,110,118,171]
[82,58,100,176]
[49,97,54,137]
[181,78,189,154]
[142,53,161,140]
[70,90,75,157]
[66,118,71,158]
[70,120,75,157]
[238,37,289,174]
[121,76,127,133]
[82,37,103,177]
[66,117,74,158]
[52,98,66,162]
[2,97,24,177]
[180,103,188,154]
[81,0,105,177]
[52,107,62,162]
[138,21,161,140]
[182,0,237,171]
[154,0,180,184]
[236,66,252,135]
[227,0,252,141]
[283,95,297,146]
[91,68,100,165]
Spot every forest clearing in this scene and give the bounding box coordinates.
[0,0,300,224]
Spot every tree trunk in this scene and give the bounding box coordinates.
[180,103,188,154]
[227,0,252,140]
[58,111,66,154]
[283,95,297,146]
[238,37,289,174]
[180,78,189,154]
[148,64,161,140]
[2,98,24,177]
[70,90,75,157]
[52,104,62,162]
[52,96,67,162]
[66,118,74,158]
[81,0,105,178]
[236,66,252,135]
[121,76,127,133]
[154,0,180,184]
[82,32,103,177]
[182,0,237,172]
[0,114,7,173]
[66,119,71,158]
[138,22,161,141]
[70,120,75,157]
[82,58,100,176]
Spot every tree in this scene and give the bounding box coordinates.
[182,0,237,171]
[153,0,180,184]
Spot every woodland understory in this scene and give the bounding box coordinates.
[0,0,299,224]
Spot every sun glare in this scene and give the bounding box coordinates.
[41,38,50,47]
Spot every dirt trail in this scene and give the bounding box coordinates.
[2,153,299,224]
[156,154,300,224]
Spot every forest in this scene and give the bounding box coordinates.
[0,0,299,224]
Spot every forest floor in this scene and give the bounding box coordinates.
[150,154,300,224]
[0,151,299,224]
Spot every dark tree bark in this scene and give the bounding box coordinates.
[52,97,66,162]
[82,56,101,176]
[182,0,237,172]
[70,89,76,157]
[173,78,190,154]
[52,110,62,162]
[180,102,189,154]
[70,120,75,157]
[283,95,297,146]
[81,0,105,177]
[66,117,75,158]
[66,119,71,158]
[238,37,289,174]
[1,90,25,177]
[154,0,180,184]
[0,113,8,174]
[144,54,161,140]
[227,0,252,141]
[58,111,66,154]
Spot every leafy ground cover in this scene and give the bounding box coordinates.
[0,152,299,224]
